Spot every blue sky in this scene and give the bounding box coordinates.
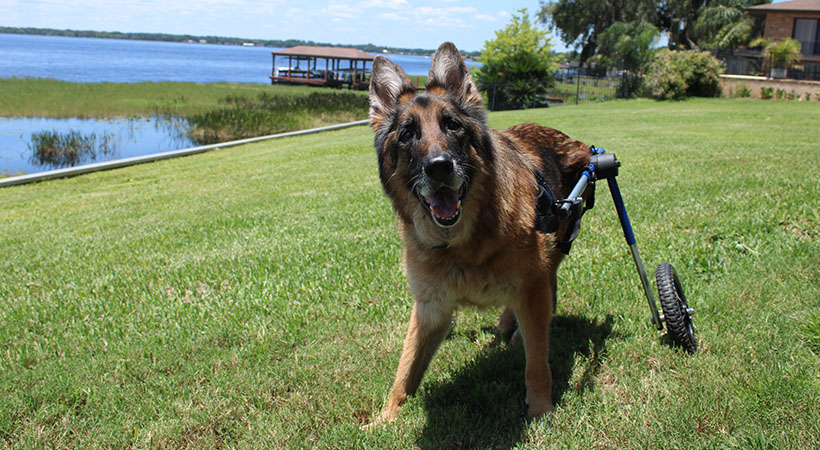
[4,0,557,52]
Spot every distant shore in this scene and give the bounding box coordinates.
[0,26,482,58]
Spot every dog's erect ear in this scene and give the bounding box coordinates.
[369,56,415,131]
[426,42,482,107]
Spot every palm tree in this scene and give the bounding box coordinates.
[751,38,802,78]
[695,0,754,51]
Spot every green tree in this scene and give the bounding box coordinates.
[537,0,657,62]
[753,38,802,68]
[596,21,661,73]
[475,9,562,110]
[657,0,708,50]
[540,0,771,59]
[694,0,755,50]
[750,37,802,77]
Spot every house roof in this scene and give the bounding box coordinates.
[272,46,375,61]
[746,0,820,14]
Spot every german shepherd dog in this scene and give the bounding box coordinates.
[368,42,590,423]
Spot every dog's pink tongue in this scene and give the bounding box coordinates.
[426,187,460,219]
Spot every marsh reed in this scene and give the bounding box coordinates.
[28,130,116,168]
[185,91,369,144]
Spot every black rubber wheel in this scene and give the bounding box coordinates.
[655,262,697,353]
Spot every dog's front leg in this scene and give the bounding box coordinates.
[377,299,453,423]
[516,281,556,418]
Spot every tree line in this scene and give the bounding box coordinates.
[471,6,746,108]
[538,0,771,63]
[0,26,481,57]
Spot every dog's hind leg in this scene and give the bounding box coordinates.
[376,300,454,424]
[516,280,556,418]
[497,307,517,336]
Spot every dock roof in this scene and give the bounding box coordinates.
[273,46,375,61]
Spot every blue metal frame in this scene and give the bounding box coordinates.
[561,147,664,330]
[607,177,636,246]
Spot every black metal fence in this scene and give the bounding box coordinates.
[478,50,820,111]
[716,50,820,81]
[483,70,639,111]
[719,51,765,77]
[786,63,820,81]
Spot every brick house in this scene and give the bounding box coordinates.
[746,0,820,79]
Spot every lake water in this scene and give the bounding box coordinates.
[0,116,195,176]
[0,33,482,176]
[0,33,478,83]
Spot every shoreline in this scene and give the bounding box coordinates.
[0,78,367,119]
[0,79,369,176]
[0,27,481,57]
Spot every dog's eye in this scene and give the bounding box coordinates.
[445,118,461,132]
[398,129,414,143]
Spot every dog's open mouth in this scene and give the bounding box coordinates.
[422,185,465,227]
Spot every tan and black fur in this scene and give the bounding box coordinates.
[368,42,590,423]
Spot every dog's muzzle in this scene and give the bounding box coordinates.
[418,153,466,228]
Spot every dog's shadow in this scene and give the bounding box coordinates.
[416,314,616,450]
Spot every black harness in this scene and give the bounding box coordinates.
[432,166,595,252]
[533,168,594,254]
[533,169,560,234]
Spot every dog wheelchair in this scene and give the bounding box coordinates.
[538,146,698,353]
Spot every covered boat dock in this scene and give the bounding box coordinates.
[270,46,375,89]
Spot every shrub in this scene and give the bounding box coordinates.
[732,83,751,98]
[644,49,725,100]
[619,72,646,98]
[761,87,774,100]
[645,59,688,100]
[474,9,560,110]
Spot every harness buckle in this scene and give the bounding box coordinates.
[534,164,597,255]
[534,169,559,234]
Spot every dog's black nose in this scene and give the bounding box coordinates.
[423,153,455,182]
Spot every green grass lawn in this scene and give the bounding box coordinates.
[1,98,818,449]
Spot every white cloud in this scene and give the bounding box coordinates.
[321,3,358,19]
[473,10,508,22]
[361,0,408,9]
[293,1,481,33]
[410,6,480,30]
[5,0,516,51]
[417,5,477,15]
[374,12,404,21]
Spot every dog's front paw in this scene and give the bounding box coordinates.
[527,403,555,419]
[525,385,555,419]
[360,407,399,431]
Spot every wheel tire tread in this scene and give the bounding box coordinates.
[655,262,697,353]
